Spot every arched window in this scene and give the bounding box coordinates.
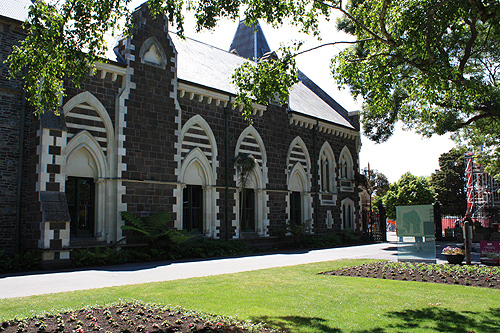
[286,137,313,230]
[234,127,268,237]
[63,92,116,243]
[339,146,354,192]
[318,142,336,193]
[339,146,354,180]
[341,198,355,230]
[176,115,218,237]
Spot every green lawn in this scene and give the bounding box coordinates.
[1,259,500,332]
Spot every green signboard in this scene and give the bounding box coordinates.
[396,205,435,237]
[396,205,436,263]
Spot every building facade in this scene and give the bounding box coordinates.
[1,1,362,266]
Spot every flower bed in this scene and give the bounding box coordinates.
[321,261,500,289]
[0,301,275,333]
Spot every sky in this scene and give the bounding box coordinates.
[113,2,457,183]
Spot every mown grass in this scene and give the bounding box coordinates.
[1,259,500,332]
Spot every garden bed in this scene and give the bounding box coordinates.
[0,301,275,333]
[321,261,500,289]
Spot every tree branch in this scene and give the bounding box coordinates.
[453,112,499,130]
[314,0,395,46]
[379,0,395,45]
[425,0,451,63]
[294,38,376,57]
[459,15,478,75]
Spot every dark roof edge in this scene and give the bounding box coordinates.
[287,109,359,133]
[0,14,25,25]
[177,78,236,98]
[297,70,350,120]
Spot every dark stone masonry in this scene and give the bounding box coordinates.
[0,1,362,266]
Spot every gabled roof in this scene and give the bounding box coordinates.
[170,32,355,130]
[0,0,31,23]
[171,33,245,95]
[229,21,271,60]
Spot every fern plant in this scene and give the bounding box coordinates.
[120,211,192,248]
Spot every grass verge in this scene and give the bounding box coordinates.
[1,259,500,332]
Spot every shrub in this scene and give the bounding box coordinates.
[0,249,42,273]
[179,239,249,258]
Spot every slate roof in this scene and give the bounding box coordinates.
[0,0,31,22]
[229,21,271,60]
[171,32,355,130]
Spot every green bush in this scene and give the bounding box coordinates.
[299,233,342,249]
[0,249,42,273]
[179,239,249,258]
[341,229,362,244]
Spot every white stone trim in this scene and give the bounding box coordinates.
[234,127,269,237]
[319,141,337,194]
[91,62,127,82]
[339,145,355,192]
[178,148,218,237]
[178,82,267,116]
[288,113,359,140]
[286,136,311,184]
[288,162,313,229]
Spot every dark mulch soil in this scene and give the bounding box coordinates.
[0,302,275,333]
[320,261,500,289]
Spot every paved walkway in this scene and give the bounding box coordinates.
[0,232,479,299]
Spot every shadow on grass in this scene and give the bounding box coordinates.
[255,316,341,332]
[254,307,500,332]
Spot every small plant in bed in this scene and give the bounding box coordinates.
[0,301,276,333]
[320,261,500,289]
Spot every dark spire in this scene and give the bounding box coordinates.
[229,20,271,61]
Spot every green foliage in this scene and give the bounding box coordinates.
[179,239,248,258]
[8,0,500,179]
[382,173,436,220]
[341,229,362,244]
[7,0,132,115]
[71,247,127,267]
[277,219,312,244]
[120,211,192,248]
[333,0,500,178]
[430,147,467,216]
[234,153,256,188]
[298,233,342,249]
[232,46,299,122]
[0,249,42,273]
[358,167,389,198]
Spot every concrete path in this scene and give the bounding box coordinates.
[0,232,479,299]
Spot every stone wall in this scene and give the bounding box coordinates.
[0,18,27,254]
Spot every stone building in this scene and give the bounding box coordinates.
[0,1,361,266]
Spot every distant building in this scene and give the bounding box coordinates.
[0,1,362,265]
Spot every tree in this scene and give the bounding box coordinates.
[357,166,389,204]
[332,0,500,181]
[382,173,436,220]
[430,148,467,216]
[7,0,500,179]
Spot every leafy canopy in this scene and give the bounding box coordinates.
[430,147,467,216]
[382,173,436,220]
[358,166,389,198]
[333,0,500,180]
[7,0,500,179]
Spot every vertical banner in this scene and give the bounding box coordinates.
[465,152,474,215]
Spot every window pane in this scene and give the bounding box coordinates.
[241,189,255,232]
[183,185,203,233]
